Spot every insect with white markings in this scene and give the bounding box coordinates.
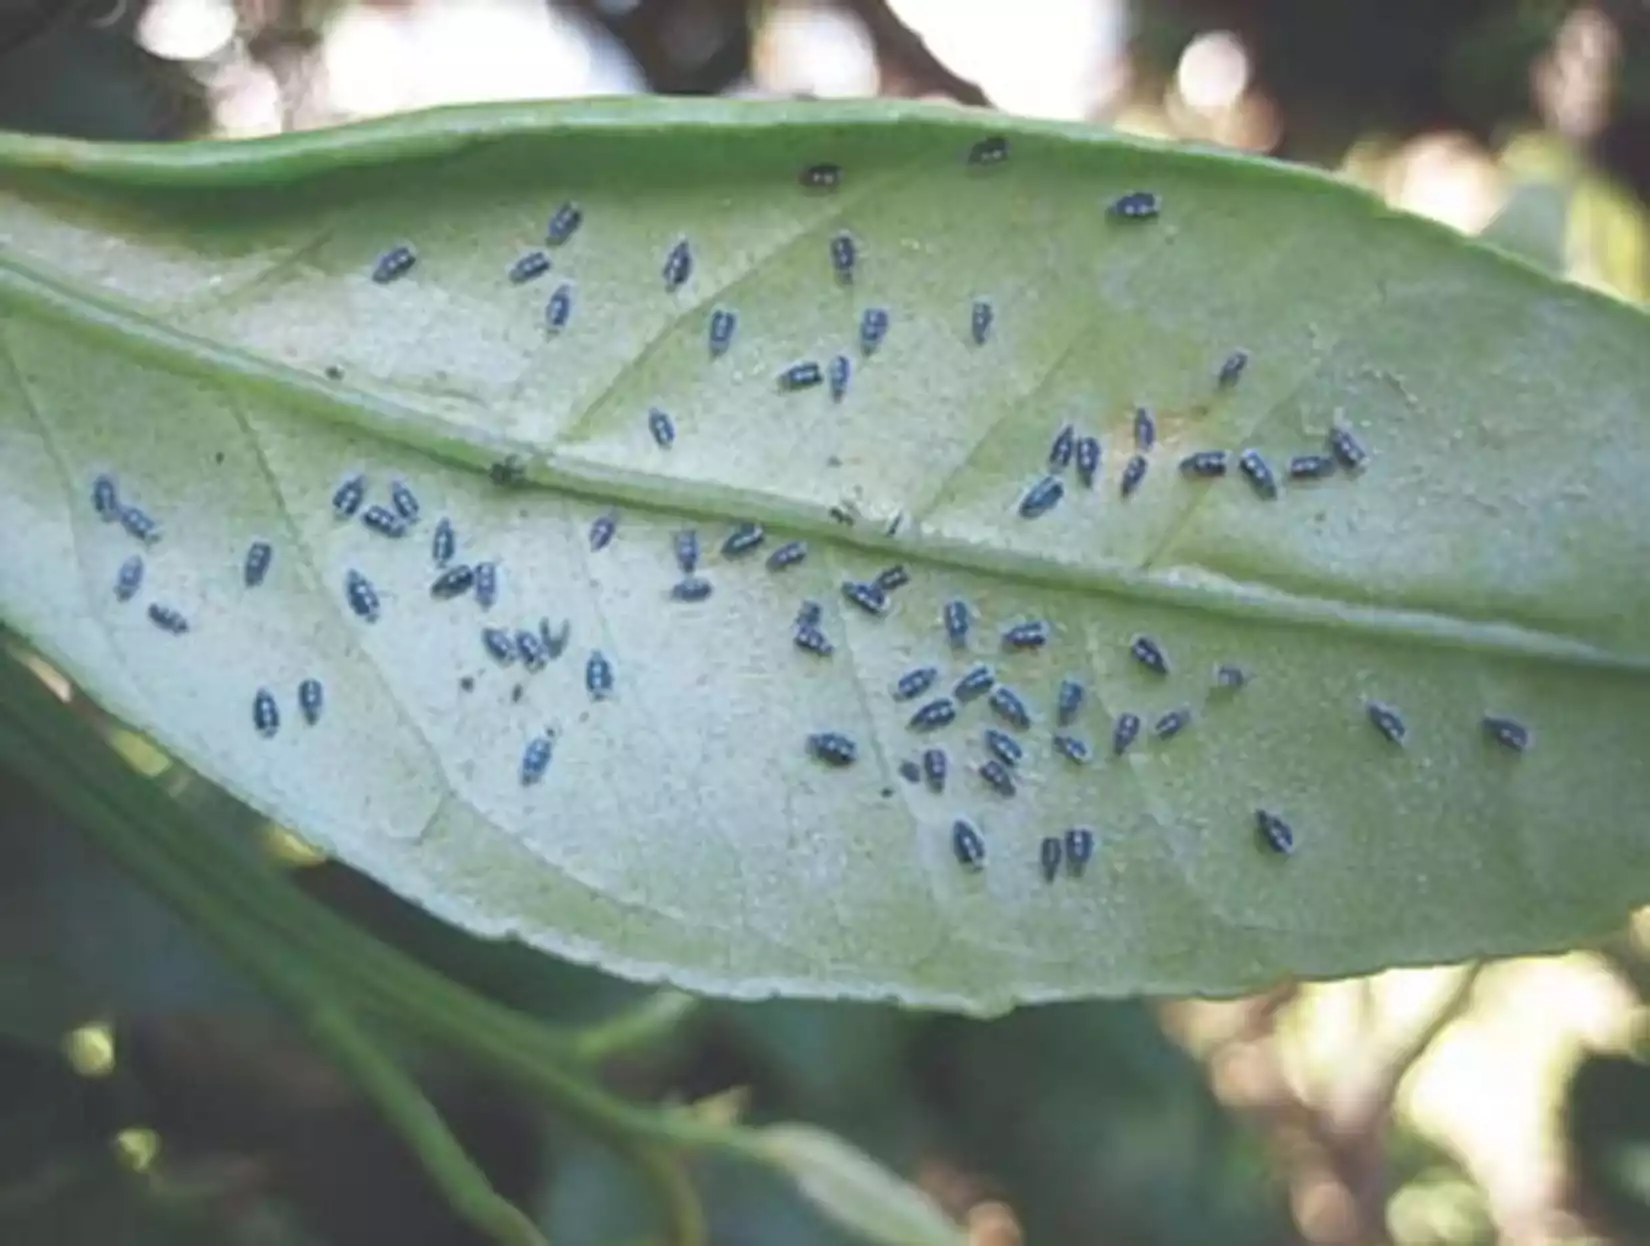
[1256,808,1295,855]
[114,555,143,602]
[1112,711,1141,756]
[1075,436,1100,488]
[147,602,188,633]
[244,540,273,587]
[586,650,614,699]
[984,728,1023,768]
[648,407,676,448]
[671,576,714,602]
[1482,715,1530,753]
[893,666,939,702]
[952,820,986,870]
[944,599,971,649]
[989,685,1032,730]
[954,663,994,702]
[1129,634,1169,675]
[1056,678,1085,726]
[968,135,1009,165]
[298,678,323,725]
[1366,700,1407,746]
[859,307,889,355]
[474,562,498,610]
[979,759,1017,797]
[807,732,857,767]
[508,250,551,285]
[253,688,280,738]
[521,732,555,785]
[830,231,856,283]
[662,237,693,290]
[873,564,910,592]
[1053,734,1092,765]
[482,627,517,664]
[1154,707,1191,740]
[517,629,550,670]
[332,472,366,518]
[545,283,574,333]
[361,504,407,538]
[1109,190,1161,219]
[92,473,119,521]
[1238,449,1278,500]
[344,569,379,622]
[1018,474,1064,519]
[841,580,888,616]
[1048,423,1075,471]
[371,244,416,284]
[800,162,842,189]
[708,307,738,357]
[908,698,958,732]
[922,748,947,792]
[1120,453,1148,498]
[430,564,475,600]
[1134,406,1156,450]
[1289,453,1337,480]
[674,529,699,574]
[546,202,582,245]
[1328,422,1368,470]
[1001,619,1049,650]
[1214,664,1248,689]
[767,540,808,571]
[794,626,834,656]
[780,360,824,391]
[589,511,617,551]
[1217,349,1250,387]
[721,522,765,558]
[389,480,420,523]
[1064,827,1095,877]
[1180,450,1228,478]
[828,354,851,401]
[119,505,160,544]
[971,298,993,345]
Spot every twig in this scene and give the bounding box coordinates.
[572,990,700,1063]
[836,0,990,105]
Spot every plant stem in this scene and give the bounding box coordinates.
[572,991,700,1063]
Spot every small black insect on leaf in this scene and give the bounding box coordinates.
[371,244,416,284]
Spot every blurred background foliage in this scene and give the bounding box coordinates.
[3,2,1650,1243]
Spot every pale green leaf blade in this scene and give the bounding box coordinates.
[1,100,1647,1016]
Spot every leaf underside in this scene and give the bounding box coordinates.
[1,99,1647,1015]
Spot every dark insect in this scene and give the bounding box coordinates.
[1048,423,1076,471]
[978,759,1017,797]
[1056,678,1085,726]
[1153,707,1191,740]
[1120,453,1148,498]
[1001,619,1049,650]
[147,602,188,634]
[674,528,700,574]
[800,162,843,189]
[589,511,618,551]
[793,625,834,657]
[859,306,890,355]
[952,819,986,870]
[1035,836,1063,882]
[828,354,851,402]
[898,759,922,784]
[474,561,498,611]
[671,576,714,602]
[1482,714,1530,753]
[114,554,144,603]
[482,627,517,665]
[721,522,765,559]
[489,456,527,487]
[460,676,475,693]
[796,599,823,630]
[708,307,738,358]
[893,666,939,702]
[1018,474,1065,520]
[511,684,525,704]
[1237,449,1278,500]
[324,364,344,380]
[521,732,554,786]
[430,564,475,600]
[545,283,574,333]
[1180,450,1228,478]
[1255,808,1295,855]
[971,298,993,345]
[1133,406,1156,450]
[1053,734,1092,765]
[1074,436,1100,488]
[361,503,408,539]
[841,580,888,616]
[922,747,947,792]
[1129,634,1169,676]
[1109,190,1161,220]
[389,479,421,523]
[1289,453,1337,480]
[431,517,456,567]
[1063,827,1095,877]
[988,684,1032,730]
[371,244,416,284]
[954,663,994,702]
[1217,349,1250,388]
[767,540,808,571]
[873,564,910,593]
[585,650,614,699]
[539,617,571,659]
[1366,700,1407,746]
[344,569,380,622]
[253,688,280,738]
[508,250,551,285]
[119,504,160,545]
[1112,711,1141,756]
[1214,663,1248,689]
[983,728,1023,768]
[944,599,971,649]
[298,677,323,726]
[546,201,583,246]
[828,504,856,525]
[967,135,1009,165]
[92,473,119,521]
[516,629,549,670]
[807,731,857,767]
[648,407,676,448]
[332,472,366,518]
[662,237,693,290]
[908,697,958,732]
[236,540,273,589]
[830,231,856,283]
[1328,423,1368,471]
[780,360,824,391]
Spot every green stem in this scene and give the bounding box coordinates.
[572,991,700,1063]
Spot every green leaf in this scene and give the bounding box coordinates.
[1,100,1647,1016]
